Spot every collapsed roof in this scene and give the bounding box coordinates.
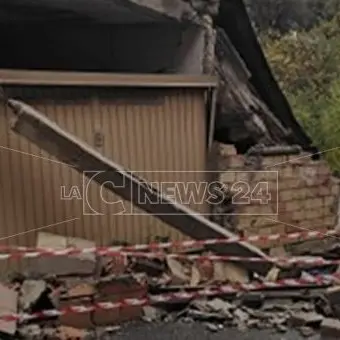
[213,0,316,153]
[0,0,316,153]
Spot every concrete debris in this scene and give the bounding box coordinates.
[276,324,288,333]
[269,246,287,257]
[3,230,340,339]
[321,317,340,337]
[190,265,201,286]
[142,306,163,322]
[289,312,323,327]
[19,280,46,311]
[298,326,315,338]
[180,317,194,324]
[206,298,234,317]
[18,324,43,339]
[205,322,223,332]
[300,271,317,281]
[34,232,96,276]
[291,302,315,313]
[326,285,340,318]
[6,90,340,339]
[190,298,234,320]
[212,261,249,283]
[239,292,264,309]
[0,282,18,335]
[234,308,249,323]
[261,299,291,312]
[190,299,211,312]
[166,257,191,285]
[265,266,280,282]
[186,309,226,321]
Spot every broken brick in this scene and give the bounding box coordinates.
[34,232,96,276]
[59,282,95,329]
[195,258,214,282]
[93,274,147,326]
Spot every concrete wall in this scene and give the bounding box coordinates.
[0,23,204,74]
[212,143,340,251]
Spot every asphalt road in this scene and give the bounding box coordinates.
[110,322,325,340]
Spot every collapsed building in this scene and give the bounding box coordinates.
[0,0,340,338]
[0,0,338,258]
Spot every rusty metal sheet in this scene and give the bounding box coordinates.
[7,98,273,275]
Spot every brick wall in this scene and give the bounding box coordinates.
[212,143,340,250]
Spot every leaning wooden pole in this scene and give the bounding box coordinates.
[6,97,274,275]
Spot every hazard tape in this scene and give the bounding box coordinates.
[2,250,339,267]
[0,229,337,261]
[127,252,340,267]
[1,274,338,323]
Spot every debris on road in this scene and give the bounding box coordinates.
[289,312,323,327]
[35,232,97,277]
[0,282,18,335]
[0,228,340,339]
[1,230,340,338]
[321,317,340,337]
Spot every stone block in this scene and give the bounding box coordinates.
[34,232,96,276]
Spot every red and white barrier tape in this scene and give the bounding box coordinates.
[1,273,338,323]
[0,229,337,261]
[0,249,339,266]
[127,252,340,267]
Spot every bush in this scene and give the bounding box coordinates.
[260,13,340,171]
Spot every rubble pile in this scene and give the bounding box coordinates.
[2,232,340,339]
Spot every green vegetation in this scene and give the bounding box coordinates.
[259,12,340,170]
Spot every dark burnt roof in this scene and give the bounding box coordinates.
[214,0,317,153]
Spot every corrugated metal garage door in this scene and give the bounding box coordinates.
[0,71,215,262]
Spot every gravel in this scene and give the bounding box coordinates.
[109,322,322,340]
